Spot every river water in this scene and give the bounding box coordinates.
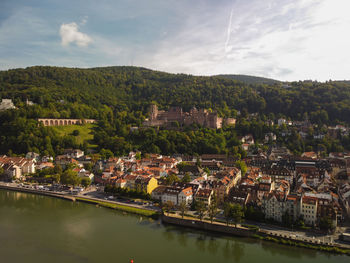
[0,190,348,263]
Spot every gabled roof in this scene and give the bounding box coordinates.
[286,194,300,204]
[195,188,212,198]
[263,190,285,202]
[302,196,317,205]
[258,182,272,191]
[124,174,138,181]
[152,185,167,194]
[180,187,193,197]
[163,187,182,196]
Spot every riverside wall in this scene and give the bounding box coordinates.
[161,214,254,237]
[162,214,350,252]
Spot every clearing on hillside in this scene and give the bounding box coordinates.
[51,123,96,148]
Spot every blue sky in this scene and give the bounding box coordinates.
[1,0,350,81]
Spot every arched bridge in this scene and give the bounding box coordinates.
[38,118,97,126]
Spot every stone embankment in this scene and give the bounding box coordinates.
[162,214,253,237]
[162,214,350,254]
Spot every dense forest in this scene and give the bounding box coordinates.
[216,74,281,85]
[0,66,350,157]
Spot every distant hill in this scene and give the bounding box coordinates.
[333,80,350,85]
[215,74,281,85]
[0,66,350,125]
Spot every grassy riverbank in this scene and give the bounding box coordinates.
[252,234,350,255]
[0,184,159,218]
[75,197,159,218]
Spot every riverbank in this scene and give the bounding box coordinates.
[0,183,159,218]
[162,213,350,255]
[75,196,159,218]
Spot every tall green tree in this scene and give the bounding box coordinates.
[81,177,91,188]
[179,201,188,219]
[208,199,218,224]
[61,169,80,186]
[224,202,233,226]
[162,201,174,216]
[231,204,244,227]
[195,201,207,221]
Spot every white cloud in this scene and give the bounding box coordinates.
[59,22,92,47]
[138,0,350,81]
[2,0,350,81]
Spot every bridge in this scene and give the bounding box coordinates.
[38,118,96,126]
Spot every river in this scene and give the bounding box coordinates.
[0,189,348,263]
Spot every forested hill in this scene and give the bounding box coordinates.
[215,74,281,85]
[1,66,350,156]
[1,66,350,124]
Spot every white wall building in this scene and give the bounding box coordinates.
[178,187,193,206]
[301,196,318,226]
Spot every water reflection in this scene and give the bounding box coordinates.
[222,239,245,262]
[163,226,175,242]
[160,225,247,261]
[207,237,219,255]
[195,235,207,252]
[232,241,245,262]
[1,190,70,213]
[260,240,317,259]
[177,232,188,247]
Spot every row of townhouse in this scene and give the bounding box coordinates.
[151,166,242,207]
[94,154,179,178]
[99,152,242,205]
[262,191,342,226]
[0,155,36,179]
[339,183,350,217]
[107,173,159,195]
[237,162,344,227]
[152,183,214,207]
[204,169,241,203]
[96,155,178,194]
[160,186,194,206]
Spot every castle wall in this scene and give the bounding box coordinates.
[225,118,236,126]
[165,107,183,122]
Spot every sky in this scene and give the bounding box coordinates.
[0,0,350,81]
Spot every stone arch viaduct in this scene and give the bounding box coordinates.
[38,118,96,126]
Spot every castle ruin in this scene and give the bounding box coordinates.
[143,104,236,129]
[0,99,16,111]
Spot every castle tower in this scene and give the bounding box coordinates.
[150,104,158,121]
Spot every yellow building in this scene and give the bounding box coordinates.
[135,177,158,194]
